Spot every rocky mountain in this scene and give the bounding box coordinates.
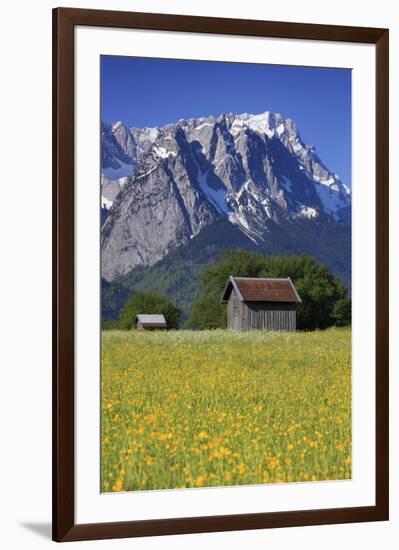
[101,121,161,180]
[100,111,351,282]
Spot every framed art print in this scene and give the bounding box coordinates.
[53,8,389,542]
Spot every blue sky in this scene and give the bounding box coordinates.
[101,56,351,186]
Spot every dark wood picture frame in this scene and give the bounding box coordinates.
[53,7,389,542]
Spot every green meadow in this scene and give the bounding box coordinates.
[101,328,351,492]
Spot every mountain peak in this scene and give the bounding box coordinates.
[101,110,351,280]
[112,120,125,131]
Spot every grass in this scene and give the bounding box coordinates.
[101,328,351,492]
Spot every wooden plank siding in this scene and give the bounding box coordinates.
[227,290,297,332]
[247,303,296,332]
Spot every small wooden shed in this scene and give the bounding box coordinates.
[221,276,301,332]
[135,314,167,330]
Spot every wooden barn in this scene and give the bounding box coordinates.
[221,276,302,332]
[135,314,167,330]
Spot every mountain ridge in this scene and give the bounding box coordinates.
[101,110,351,282]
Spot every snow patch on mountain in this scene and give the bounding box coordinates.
[153,145,177,159]
[228,209,265,243]
[102,160,135,180]
[136,166,158,180]
[300,205,318,219]
[101,196,113,209]
[196,168,231,215]
[112,121,124,131]
[193,122,213,131]
[101,175,129,209]
[231,111,284,139]
[314,182,350,219]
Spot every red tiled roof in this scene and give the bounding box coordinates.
[226,277,301,303]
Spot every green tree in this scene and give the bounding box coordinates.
[102,319,121,330]
[186,250,265,329]
[332,298,351,327]
[186,250,350,330]
[119,292,181,330]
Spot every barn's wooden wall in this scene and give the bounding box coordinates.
[227,290,247,330]
[246,301,296,332]
[227,291,296,332]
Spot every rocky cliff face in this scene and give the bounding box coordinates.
[100,111,351,281]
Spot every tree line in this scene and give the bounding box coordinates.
[103,250,351,331]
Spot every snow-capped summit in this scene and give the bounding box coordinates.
[100,111,351,281]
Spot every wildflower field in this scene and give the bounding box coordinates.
[101,328,351,492]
